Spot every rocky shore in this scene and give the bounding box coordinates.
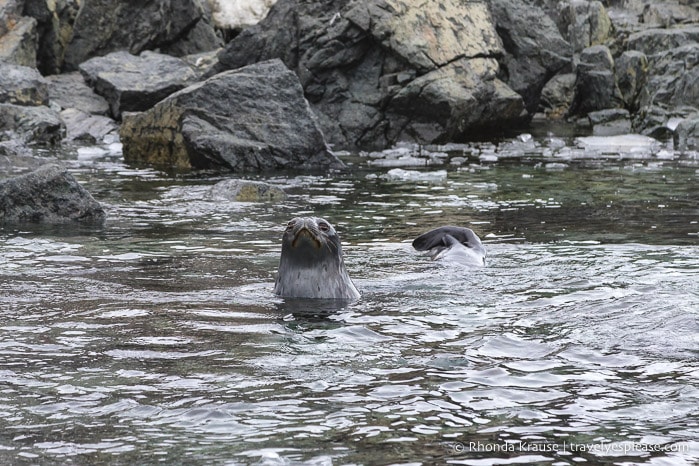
[1,0,698,221]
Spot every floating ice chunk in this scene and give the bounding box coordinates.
[382,168,447,182]
[575,134,661,154]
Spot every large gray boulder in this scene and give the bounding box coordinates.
[674,117,699,151]
[0,63,48,106]
[120,59,342,171]
[557,0,613,54]
[0,15,38,67]
[0,103,65,145]
[570,45,622,115]
[217,0,525,148]
[489,0,572,114]
[0,164,105,223]
[46,72,110,115]
[62,0,215,71]
[637,43,699,111]
[79,51,198,120]
[627,26,699,56]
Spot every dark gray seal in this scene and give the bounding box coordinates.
[412,226,487,266]
[274,216,360,300]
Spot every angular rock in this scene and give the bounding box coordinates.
[539,72,576,118]
[217,0,525,148]
[208,179,287,202]
[641,2,699,27]
[387,58,524,143]
[674,117,699,151]
[0,164,106,223]
[60,108,118,142]
[588,108,631,136]
[0,103,65,144]
[570,45,622,115]
[615,50,649,112]
[0,15,38,67]
[639,43,699,110]
[120,59,342,171]
[627,26,699,57]
[558,0,613,54]
[45,71,110,115]
[79,51,198,119]
[62,0,206,71]
[159,3,222,57]
[489,0,572,114]
[0,63,48,106]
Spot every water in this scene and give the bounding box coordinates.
[1,135,698,465]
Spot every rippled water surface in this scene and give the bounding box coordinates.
[1,136,698,465]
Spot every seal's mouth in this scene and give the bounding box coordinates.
[291,227,322,249]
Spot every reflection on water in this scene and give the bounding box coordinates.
[1,138,698,465]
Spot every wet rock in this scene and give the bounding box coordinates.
[0,15,38,67]
[208,179,287,202]
[588,108,631,136]
[674,117,699,151]
[60,108,118,143]
[0,164,105,223]
[489,0,572,114]
[22,0,80,74]
[45,72,110,116]
[79,51,198,120]
[0,63,48,106]
[120,59,342,171]
[0,140,54,175]
[0,103,65,144]
[539,73,576,118]
[62,0,207,71]
[615,50,649,112]
[558,0,613,54]
[217,0,525,148]
[570,45,622,115]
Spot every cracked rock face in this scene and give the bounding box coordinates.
[217,0,526,149]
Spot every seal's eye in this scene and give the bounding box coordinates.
[318,222,330,232]
[286,220,296,230]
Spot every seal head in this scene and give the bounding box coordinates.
[412,226,486,266]
[274,217,360,300]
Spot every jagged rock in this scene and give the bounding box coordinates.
[627,26,699,56]
[208,179,287,202]
[615,50,649,112]
[60,108,118,142]
[539,73,576,118]
[674,117,699,151]
[0,164,105,223]
[639,43,699,110]
[0,63,48,106]
[489,0,572,114]
[22,0,79,74]
[0,15,38,67]
[45,72,110,115]
[217,0,525,148]
[79,51,198,119]
[558,0,613,53]
[641,2,699,27]
[0,103,65,144]
[570,45,622,115]
[160,1,222,57]
[62,0,207,71]
[120,59,342,171]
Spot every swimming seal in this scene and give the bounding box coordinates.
[274,217,360,300]
[412,226,486,266]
